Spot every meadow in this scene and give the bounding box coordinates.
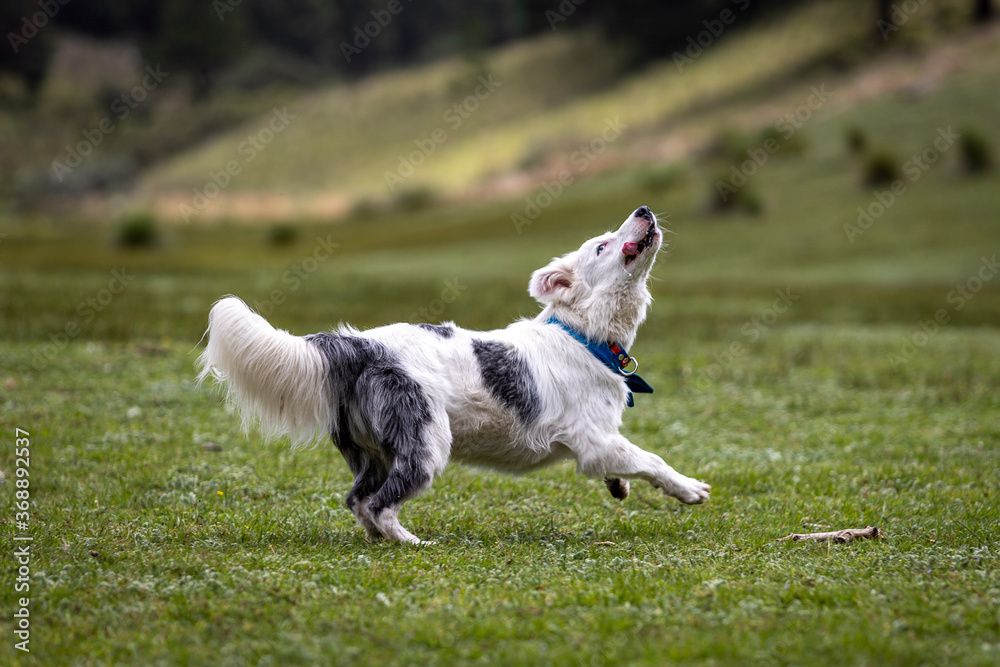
[2,3,1000,664]
[2,152,999,664]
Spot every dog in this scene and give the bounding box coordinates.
[197,206,710,543]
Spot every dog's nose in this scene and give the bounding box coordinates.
[634,206,652,220]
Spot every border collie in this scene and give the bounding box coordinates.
[197,206,710,543]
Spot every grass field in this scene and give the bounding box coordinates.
[2,316,998,665]
[2,159,999,664]
[3,3,1000,664]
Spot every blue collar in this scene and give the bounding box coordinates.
[546,317,654,407]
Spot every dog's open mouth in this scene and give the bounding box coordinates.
[622,222,659,268]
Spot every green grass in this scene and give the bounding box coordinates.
[2,160,999,663]
[1,324,998,665]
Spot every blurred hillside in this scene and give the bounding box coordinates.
[0,0,996,221]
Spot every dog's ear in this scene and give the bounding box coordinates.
[529,257,576,304]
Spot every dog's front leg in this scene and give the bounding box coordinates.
[576,435,710,505]
[604,477,630,500]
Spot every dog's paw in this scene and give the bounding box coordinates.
[604,477,630,500]
[668,477,711,505]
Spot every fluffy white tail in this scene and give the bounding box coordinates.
[197,296,333,448]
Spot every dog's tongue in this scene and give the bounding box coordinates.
[622,241,639,256]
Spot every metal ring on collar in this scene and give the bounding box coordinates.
[620,357,638,375]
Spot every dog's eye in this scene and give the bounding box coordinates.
[596,243,607,256]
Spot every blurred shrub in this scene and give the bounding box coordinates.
[759,125,806,155]
[391,188,436,212]
[116,212,159,248]
[708,174,763,217]
[740,189,764,216]
[517,146,548,171]
[638,163,687,193]
[267,223,298,247]
[863,150,901,186]
[705,128,752,163]
[705,126,804,169]
[958,127,993,174]
[826,39,874,72]
[215,48,326,92]
[936,2,968,31]
[129,106,251,168]
[17,157,136,201]
[351,198,382,219]
[844,125,868,154]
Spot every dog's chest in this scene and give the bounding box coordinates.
[447,421,569,472]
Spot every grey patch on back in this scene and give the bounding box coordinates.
[416,323,455,338]
[471,339,541,424]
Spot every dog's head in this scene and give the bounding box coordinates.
[529,206,662,348]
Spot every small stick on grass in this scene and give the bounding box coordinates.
[777,526,882,544]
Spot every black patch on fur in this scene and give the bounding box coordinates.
[306,333,433,515]
[604,477,629,501]
[472,339,541,424]
[343,447,388,514]
[416,323,455,338]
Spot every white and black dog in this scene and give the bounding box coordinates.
[198,206,710,543]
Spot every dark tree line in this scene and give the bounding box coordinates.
[2,0,994,100]
[2,0,545,96]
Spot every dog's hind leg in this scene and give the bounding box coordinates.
[343,453,389,540]
[367,450,434,544]
[366,412,451,544]
[334,401,390,540]
[356,367,450,544]
[576,435,710,505]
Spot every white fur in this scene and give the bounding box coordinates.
[196,296,333,448]
[198,208,710,543]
